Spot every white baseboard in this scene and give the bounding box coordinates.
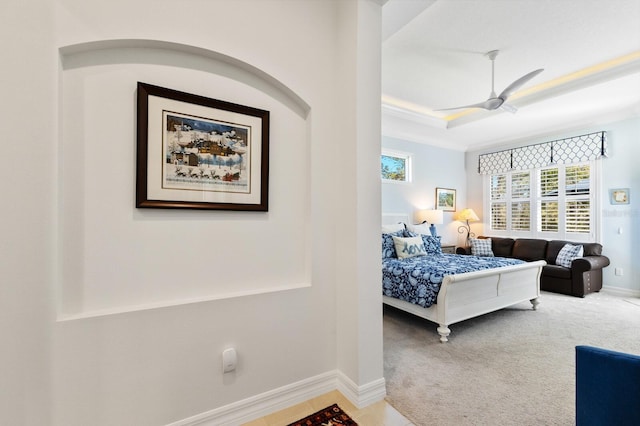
[336,370,387,409]
[166,370,386,426]
[602,285,640,298]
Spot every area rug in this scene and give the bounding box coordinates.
[287,403,358,426]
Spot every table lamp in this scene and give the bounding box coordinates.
[415,209,444,237]
[456,208,480,242]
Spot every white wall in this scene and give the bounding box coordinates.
[59,45,311,316]
[1,0,385,425]
[381,136,468,247]
[1,0,55,424]
[334,0,385,388]
[599,117,640,294]
[465,117,640,295]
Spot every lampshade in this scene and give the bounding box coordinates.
[457,208,479,222]
[415,209,443,224]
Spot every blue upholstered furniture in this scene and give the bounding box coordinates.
[576,345,640,425]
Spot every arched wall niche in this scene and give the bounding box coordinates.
[57,39,312,320]
[59,39,311,118]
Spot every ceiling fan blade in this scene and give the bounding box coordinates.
[498,68,544,101]
[499,103,518,114]
[436,100,493,112]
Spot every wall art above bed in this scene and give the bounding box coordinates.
[435,187,456,211]
[136,82,270,211]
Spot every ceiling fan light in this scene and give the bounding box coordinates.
[485,98,504,110]
[499,102,518,114]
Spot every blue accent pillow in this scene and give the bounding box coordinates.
[382,230,405,259]
[421,234,442,255]
[470,238,494,257]
[556,243,583,267]
[404,230,442,255]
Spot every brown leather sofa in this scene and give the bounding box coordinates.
[456,236,610,297]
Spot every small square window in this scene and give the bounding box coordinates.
[381,150,411,183]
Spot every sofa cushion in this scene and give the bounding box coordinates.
[543,265,572,279]
[546,240,569,264]
[480,236,515,257]
[556,243,584,267]
[547,240,603,264]
[582,242,603,256]
[470,238,494,256]
[512,238,548,261]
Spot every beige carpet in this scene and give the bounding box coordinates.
[383,291,640,426]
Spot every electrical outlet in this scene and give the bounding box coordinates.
[615,268,623,276]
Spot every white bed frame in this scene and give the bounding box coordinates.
[382,213,545,342]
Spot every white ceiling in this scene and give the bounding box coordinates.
[381,0,640,151]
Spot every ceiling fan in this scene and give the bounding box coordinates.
[437,50,543,114]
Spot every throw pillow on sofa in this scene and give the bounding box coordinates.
[470,238,494,257]
[556,243,584,267]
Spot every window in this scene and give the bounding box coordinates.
[489,172,531,231]
[486,161,596,241]
[381,149,411,183]
[511,172,531,231]
[489,175,506,230]
[564,164,591,234]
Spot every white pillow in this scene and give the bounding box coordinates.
[556,243,584,267]
[405,222,431,235]
[382,223,405,234]
[470,238,494,257]
[392,236,427,259]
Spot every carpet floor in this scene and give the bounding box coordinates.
[383,291,640,426]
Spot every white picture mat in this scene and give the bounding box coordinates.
[146,94,263,205]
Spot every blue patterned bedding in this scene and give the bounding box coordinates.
[382,253,525,308]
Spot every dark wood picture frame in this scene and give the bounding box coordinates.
[136,82,269,211]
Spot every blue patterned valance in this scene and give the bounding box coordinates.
[478,131,607,174]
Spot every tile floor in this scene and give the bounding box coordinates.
[241,390,414,425]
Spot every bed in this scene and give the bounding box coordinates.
[382,213,545,342]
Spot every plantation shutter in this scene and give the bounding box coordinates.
[491,203,507,230]
[566,201,590,233]
[540,201,558,232]
[565,164,591,234]
[511,202,531,231]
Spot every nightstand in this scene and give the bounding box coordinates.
[441,244,456,254]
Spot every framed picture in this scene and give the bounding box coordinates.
[381,149,412,183]
[136,82,270,211]
[609,188,630,205]
[435,187,456,211]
